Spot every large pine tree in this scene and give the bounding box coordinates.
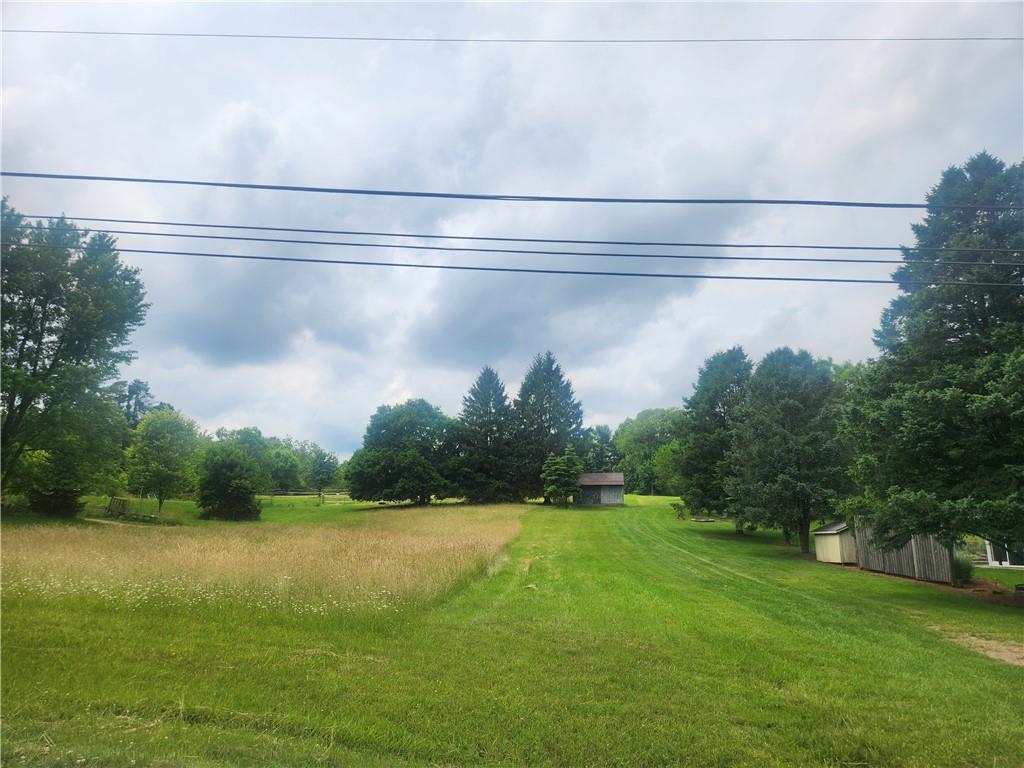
[676,347,752,527]
[453,366,517,503]
[511,352,584,500]
[843,153,1024,547]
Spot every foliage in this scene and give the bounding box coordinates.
[726,348,851,552]
[116,378,156,428]
[613,408,683,494]
[540,446,585,506]
[842,153,1024,548]
[652,440,686,496]
[511,352,584,499]
[12,382,128,516]
[580,424,620,472]
[268,446,303,491]
[0,200,148,492]
[675,347,752,523]
[196,443,263,520]
[347,399,453,504]
[951,550,976,588]
[304,443,341,492]
[125,408,201,511]
[451,366,517,503]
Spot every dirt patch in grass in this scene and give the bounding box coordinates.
[931,627,1024,667]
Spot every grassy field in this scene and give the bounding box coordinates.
[2,496,1022,767]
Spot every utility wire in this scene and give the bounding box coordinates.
[5,171,1020,210]
[24,213,1023,254]
[31,223,1024,268]
[3,29,1022,44]
[4,241,1019,287]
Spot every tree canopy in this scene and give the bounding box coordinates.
[726,348,850,552]
[676,347,752,522]
[511,352,584,500]
[1,200,148,509]
[126,408,201,511]
[613,408,683,494]
[843,153,1024,547]
[452,366,517,503]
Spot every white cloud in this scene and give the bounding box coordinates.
[3,1,1021,455]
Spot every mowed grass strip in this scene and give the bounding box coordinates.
[2,497,1022,767]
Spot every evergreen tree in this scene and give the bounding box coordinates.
[453,366,516,503]
[581,425,619,472]
[726,348,850,552]
[676,347,752,529]
[511,352,584,500]
[843,153,1024,547]
[541,446,585,506]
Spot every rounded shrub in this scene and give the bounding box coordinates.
[196,443,262,521]
[951,550,975,587]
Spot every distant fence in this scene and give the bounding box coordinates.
[854,521,953,584]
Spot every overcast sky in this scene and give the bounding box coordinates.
[3,2,1022,456]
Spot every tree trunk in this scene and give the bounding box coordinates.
[798,521,811,553]
[158,496,165,514]
[734,517,744,535]
[783,527,792,545]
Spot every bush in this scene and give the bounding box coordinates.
[196,444,262,521]
[952,551,975,587]
[26,489,84,518]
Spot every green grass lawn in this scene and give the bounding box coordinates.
[3,495,1022,767]
[976,566,1024,590]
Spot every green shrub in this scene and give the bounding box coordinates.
[25,489,84,518]
[951,551,975,587]
[197,444,262,521]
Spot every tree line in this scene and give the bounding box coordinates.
[1,198,341,520]
[345,353,616,504]
[634,153,1023,553]
[3,153,1021,549]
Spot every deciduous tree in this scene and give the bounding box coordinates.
[126,408,201,511]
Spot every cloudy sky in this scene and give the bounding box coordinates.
[3,2,1022,455]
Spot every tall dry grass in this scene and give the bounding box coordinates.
[2,505,522,613]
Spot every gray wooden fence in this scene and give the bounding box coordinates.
[854,522,954,584]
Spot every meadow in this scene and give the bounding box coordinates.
[2,496,1022,767]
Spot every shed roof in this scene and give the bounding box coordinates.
[578,472,624,486]
[813,520,850,535]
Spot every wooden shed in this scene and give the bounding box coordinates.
[813,521,858,564]
[576,472,625,506]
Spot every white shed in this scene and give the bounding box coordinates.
[813,521,858,565]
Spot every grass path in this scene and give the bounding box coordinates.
[3,497,1022,766]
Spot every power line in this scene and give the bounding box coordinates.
[5,171,1020,210]
[3,29,1021,44]
[30,222,1024,268]
[4,241,1018,286]
[24,213,1022,254]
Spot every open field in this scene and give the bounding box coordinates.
[2,496,1022,767]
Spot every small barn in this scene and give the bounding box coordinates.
[813,521,858,564]
[576,472,625,506]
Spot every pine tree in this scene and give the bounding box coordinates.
[726,348,850,552]
[843,153,1024,547]
[512,352,584,500]
[676,347,752,529]
[541,446,585,506]
[453,366,516,503]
